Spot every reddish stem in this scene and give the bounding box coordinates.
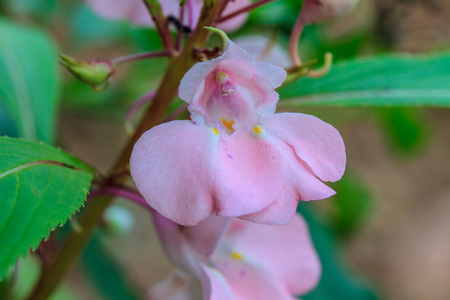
[176,5,185,51]
[125,90,156,133]
[112,50,173,64]
[217,0,277,23]
[102,186,149,208]
[289,15,305,67]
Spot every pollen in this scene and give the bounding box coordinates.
[212,127,219,135]
[222,118,235,131]
[216,72,227,82]
[253,126,262,135]
[230,251,244,260]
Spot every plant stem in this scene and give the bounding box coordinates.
[217,0,277,23]
[124,90,156,135]
[143,0,175,51]
[27,1,224,299]
[102,186,149,208]
[112,50,173,64]
[289,14,305,67]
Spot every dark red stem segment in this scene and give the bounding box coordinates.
[113,50,173,64]
[217,0,278,24]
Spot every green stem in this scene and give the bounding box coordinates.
[27,1,224,300]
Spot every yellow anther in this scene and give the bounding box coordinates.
[222,118,235,131]
[212,127,219,135]
[230,251,244,260]
[253,126,262,135]
[216,72,227,82]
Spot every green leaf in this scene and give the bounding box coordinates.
[298,205,379,300]
[0,18,60,144]
[81,234,141,300]
[279,53,450,107]
[377,108,427,155]
[0,137,95,279]
[329,172,373,238]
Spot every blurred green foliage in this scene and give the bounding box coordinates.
[0,18,60,144]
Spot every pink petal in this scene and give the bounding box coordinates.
[179,42,286,120]
[221,43,287,89]
[146,271,193,300]
[234,35,292,68]
[85,0,136,20]
[218,0,251,33]
[239,184,300,225]
[241,133,337,225]
[206,256,296,300]
[213,131,283,217]
[264,113,346,182]
[233,73,280,117]
[178,59,220,106]
[183,216,231,257]
[200,265,237,300]
[130,121,216,226]
[225,215,321,296]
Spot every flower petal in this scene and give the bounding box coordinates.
[179,60,220,106]
[218,0,251,32]
[264,113,346,182]
[213,132,283,217]
[234,35,292,68]
[225,216,321,296]
[130,121,217,226]
[241,137,336,225]
[208,256,297,300]
[146,271,193,300]
[239,185,299,225]
[184,216,231,257]
[200,265,237,300]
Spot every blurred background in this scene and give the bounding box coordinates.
[1,0,450,299]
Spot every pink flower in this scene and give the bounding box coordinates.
[130,29,345,226]
[147,214,321,300]
[234,35,292,68]
[300,0,359,24]
[85,0,250,32]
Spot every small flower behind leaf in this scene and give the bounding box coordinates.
[59,53,115,92]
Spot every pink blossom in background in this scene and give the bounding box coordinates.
[147,214,321,300]
[300,0,360,24]
[234,35,292,68]
[130,32,346,226]
[85,0,250,32]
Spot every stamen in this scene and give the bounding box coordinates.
[230,251,244,260]
[212,127,220,135]
[216,72,227,82]
[222,118,235,131]
[253,126,262,135]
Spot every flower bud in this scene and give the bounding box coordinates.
[300,0,359,24]
[59,53,115,91]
